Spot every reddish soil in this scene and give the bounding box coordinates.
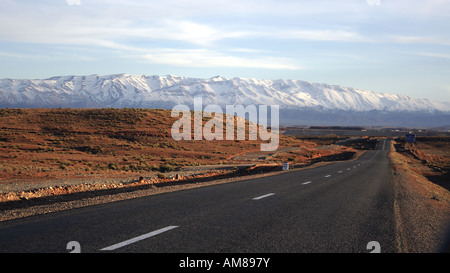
[0,108,358,203]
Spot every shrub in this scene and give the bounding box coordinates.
[108,163,119,170]
[156,173,166,179]
[159,164,174,173]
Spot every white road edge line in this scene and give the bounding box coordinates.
[252,193,275,200]
[100,225,179,251]
[302,181,312,185]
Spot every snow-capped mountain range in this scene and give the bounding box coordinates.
[1,73,449,127]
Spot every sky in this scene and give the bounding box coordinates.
[0,0,449,102]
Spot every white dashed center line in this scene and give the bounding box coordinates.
[302,181,312,185]
[100,226,179,251]
[252,193,275,200]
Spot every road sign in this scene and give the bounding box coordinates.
[405,133,416,143]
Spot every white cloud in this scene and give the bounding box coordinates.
[142,49,300,70]
[391,36,450,46]
[137,20,251,46]
[274,29,369,42]
[0,51,32,59]
[0,0,448,79]
[415,52,450,59]
[66,0,81,6]
[366,0,381,6]
[2,0,445,49]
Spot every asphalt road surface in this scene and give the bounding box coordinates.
[0,139,398,253]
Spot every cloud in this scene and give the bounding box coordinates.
[66,0,81,5]
[0,51,32,59]
[415,52,450,60]
[391,36,450,46]
[274,29,369,42]
[366,0,381,6]
[142,49,300,70]
[135,20,250,46]
[0,0,447,73]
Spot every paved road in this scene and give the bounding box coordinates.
[0,139,398,253]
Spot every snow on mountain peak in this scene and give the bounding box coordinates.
[0,74,449,117]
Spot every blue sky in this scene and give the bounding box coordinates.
[0,0,449,102]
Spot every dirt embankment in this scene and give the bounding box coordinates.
[390,141,450,252]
